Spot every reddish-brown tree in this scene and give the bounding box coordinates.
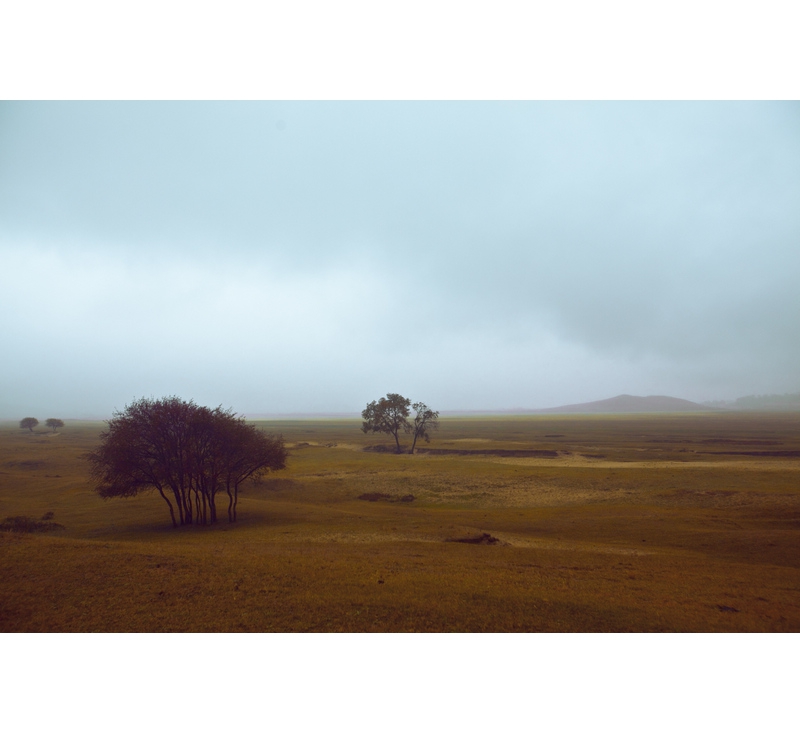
[86,397,287,527]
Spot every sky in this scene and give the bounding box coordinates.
[1,101,799,418]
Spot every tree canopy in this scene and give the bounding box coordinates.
[86,397,287,527]
[361,394,439,453]
[45,418,64,432]
[410,402,440,454]
[361,393,411,453]
[19,417,38,432]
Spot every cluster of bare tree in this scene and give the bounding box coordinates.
[361,393,439,453]
[19,417,64,432]
[86,397,287,527]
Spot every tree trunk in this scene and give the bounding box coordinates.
[157,487,178,528]
[169,485,185,525]
[182,490,193,525]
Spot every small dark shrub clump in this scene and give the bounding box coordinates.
[358,493,415,503]
[362,444,396,453]
[0,513,64,533]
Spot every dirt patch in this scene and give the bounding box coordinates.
[250,477,300,491]
[416,448,559,458]
[5,460,46,470]
[700,439,782,446]
[671,489,736,498]
[699,451,800,458]
[445,532,502,545]
[650,438,783,446]
[358,493,415,503]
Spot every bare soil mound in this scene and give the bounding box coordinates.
[5,460,46,470]
[358,492,415,503]
[700,450,800,458]
[446,532,502,545]
[416,448,559,458]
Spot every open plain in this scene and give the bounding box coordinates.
[1,412,799,632]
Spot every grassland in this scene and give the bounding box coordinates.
[1,412,799,632]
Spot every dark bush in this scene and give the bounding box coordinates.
[358,492,415,503]
[86,397,288,527]
[0,515,64,533]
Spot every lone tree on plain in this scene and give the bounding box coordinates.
[361,393,411,453]
[409,402,439,454]
[45,418,64,433]
[86,396,287,527]
[20,417,39,432]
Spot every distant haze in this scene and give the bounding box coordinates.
[1,102,799,418]
[531,394,713,414]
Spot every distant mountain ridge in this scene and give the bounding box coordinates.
[533,394,715,414]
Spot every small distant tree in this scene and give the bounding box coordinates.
[361,393,411,453]
[45,418,64,433]
[20,417,39,433]
[409,402,439,454]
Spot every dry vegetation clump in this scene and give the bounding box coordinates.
[358,492,415,503]
[362,444,399,453]
[0,512,63,533]
[1,412,799,632]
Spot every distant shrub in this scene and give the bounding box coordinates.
[0,515,64,533]
[19,417,39,432]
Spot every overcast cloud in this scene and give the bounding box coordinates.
[1,102,798,418]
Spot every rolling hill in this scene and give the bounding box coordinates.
[533,394,715,414]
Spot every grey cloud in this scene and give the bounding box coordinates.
[1,102,798,416]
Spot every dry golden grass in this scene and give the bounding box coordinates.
[1,412,799,632]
